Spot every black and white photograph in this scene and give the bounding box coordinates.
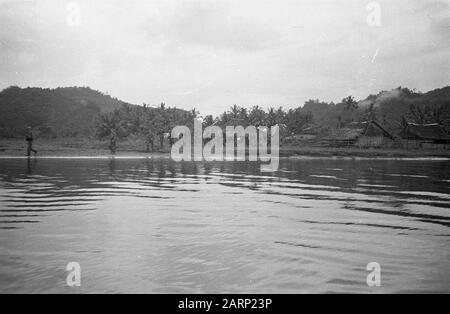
[0,0,449,298]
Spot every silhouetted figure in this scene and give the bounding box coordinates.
[25,127,38,157]
[109,130,117,155]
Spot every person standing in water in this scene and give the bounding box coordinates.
[109,130,117,155]
[25,127,38,157]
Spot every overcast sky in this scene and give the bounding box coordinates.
[0,0,448,115]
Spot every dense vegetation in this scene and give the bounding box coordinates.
[1,85,449,152]
[95,103,198,152]
[91,86,450,151]
[0,86,131,138]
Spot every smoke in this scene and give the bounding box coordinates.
[358,89,404,108]
[375,89,403,106]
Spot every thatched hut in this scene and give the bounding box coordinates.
[400,123,450,149]
[285,125,319,142]
[325,121,394,148]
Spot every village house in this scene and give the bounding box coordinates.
[326,120,395,148]
[283,125,320,144]
[400,123,450,149]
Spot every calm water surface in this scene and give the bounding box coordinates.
[0,157,449,293]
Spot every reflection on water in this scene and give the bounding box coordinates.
[0,157,449,293]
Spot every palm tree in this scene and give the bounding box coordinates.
[248,106,266,127]
[203,115,216,128]
[266,107,278,127]
[95,111,123,139]
[230,104,240,119]
[343,96,358,112]
[275,106,287,125]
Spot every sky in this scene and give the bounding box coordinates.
[0,0,449,115]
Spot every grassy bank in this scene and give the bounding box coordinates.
[0,138,449,158]
[279,145,450,158]
[0,138,170,157]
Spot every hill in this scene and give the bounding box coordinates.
[300,86,450,133]
[0,86,133,138]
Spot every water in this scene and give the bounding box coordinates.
[0,157,449,293]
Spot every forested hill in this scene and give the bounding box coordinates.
[0,86,133,138]
[0,85,449,139]
[299,86,450,133]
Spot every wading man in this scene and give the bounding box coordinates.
[109,130,117,155]
[25,126,38,157]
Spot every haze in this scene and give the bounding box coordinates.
[0,0,448,115]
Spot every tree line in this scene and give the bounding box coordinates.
[94,101,321,151]
[95,87,450,152]
[1,85,448,141]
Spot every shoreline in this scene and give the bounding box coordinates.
[278,146,450,159]
[1,156,449,162]
[0,139,449,160]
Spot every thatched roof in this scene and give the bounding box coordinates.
[330,127,363,140]
[401,123,450,141]
[330,121,394,140]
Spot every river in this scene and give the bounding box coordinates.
[0,157,449,293]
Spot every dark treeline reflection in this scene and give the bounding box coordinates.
[0,157,449,196]
[0,158,449,217]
